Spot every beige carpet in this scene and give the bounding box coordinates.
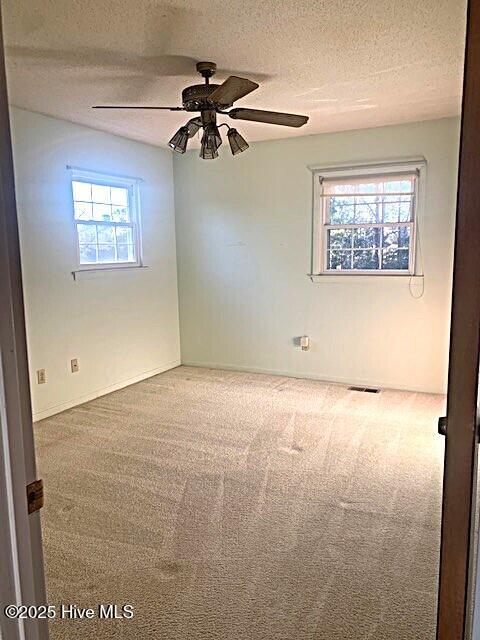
[34,366,445,639]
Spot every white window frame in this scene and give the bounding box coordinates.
[310,159,426,277]
[68,166,144,271]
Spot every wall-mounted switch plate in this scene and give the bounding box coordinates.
[37,369,46,384]
[70,358,79,373]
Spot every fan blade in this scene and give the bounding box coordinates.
[92,105,185,110]
[228,108,308,127]
[208,76,259,106]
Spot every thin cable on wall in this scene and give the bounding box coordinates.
[409,225,425,299]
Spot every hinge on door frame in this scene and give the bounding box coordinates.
[26,479,44,514]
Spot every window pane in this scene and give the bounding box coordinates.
[382,248,409,270]
[79,244,97,264]
[328,250,352,270]
[382,226,400,247]
[399,198,412,222]
[111,187,129,206]
[77,223,96,244]
[115,226,134,244]
[382,225,411,250]
[324,175,416,196]
[97,225,115,244]
[329,197,355,224]
[383,200,401,223]
[398,226,410,248]
[384,179,413,193]
[328,182,379,195]
[117,244,136,262]
[74,202,93,220]
[353,250,380,270]
[72,181,91,202]
[353,227,380,249]
[97,244,116,263]
[92,203,112,221]
[328,184,356,195]
[328,229,352,249]
[382,197,412,223]
[91,184,111,204]
[354,199,378,223]
[356,182,378,194]
[111,206,130,222]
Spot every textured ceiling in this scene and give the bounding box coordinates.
[3,0,467,148]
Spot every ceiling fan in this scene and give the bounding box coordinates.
[93,61,309,159]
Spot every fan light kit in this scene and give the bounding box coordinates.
[93,62,309,160]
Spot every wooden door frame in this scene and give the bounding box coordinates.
[436,1,480,638]
[0,1,478,640]
[0,2,48,638]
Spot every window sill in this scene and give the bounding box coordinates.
[308,273,424,284]
[72,265,149,281]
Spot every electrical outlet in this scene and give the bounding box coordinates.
[300,336,310,351]
[70,358,79,373]
[37,369,46,384]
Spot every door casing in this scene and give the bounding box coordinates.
[0,1,479,640]
[0,2,48,638]
[436,1,480,638]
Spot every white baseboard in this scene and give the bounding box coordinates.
[181,360,445,395]
[33,360,181,421]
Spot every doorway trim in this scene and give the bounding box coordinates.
[0,2,48,638]
[436,1,480,638]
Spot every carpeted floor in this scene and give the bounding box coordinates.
[34,366,445,639]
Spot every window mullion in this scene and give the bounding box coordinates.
[74,219,134,228]
[94,223,99,263]
[114,228,118,262]
[90,220,132,228]
[380,220,384,269]
[74,218,97,226]
[326,222,409,230]
[350,220,354,269]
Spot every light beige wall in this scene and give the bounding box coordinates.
[174,118,460,394]
[11,108,181,420]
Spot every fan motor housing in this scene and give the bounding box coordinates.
[182,84,232,111]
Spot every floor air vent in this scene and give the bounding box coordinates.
[348,386,380,393]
